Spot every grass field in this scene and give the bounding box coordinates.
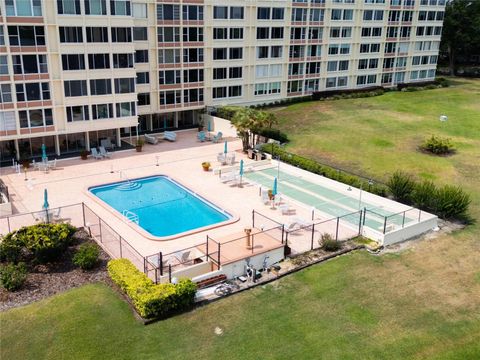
[1,78,479,359]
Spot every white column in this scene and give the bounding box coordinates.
[85,132,90,151]
[55,135,60,156]
[14,139,20,160]
[116,128,121,147]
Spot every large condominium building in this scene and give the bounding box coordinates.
[0,0,445,165]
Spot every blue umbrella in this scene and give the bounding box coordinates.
[207,120,211,132]
[272,177,278,196]
[239,159,244,187]
[163,117,167,130]
[41,143,47,162]
[43,188,49,209]
[224,140,228,154]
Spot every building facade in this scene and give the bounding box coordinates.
[0,0,445,164]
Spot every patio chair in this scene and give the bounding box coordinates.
[220,171,238,183]
[226,153,236,165]
[100,138,115,150]
[48,159,57,170]
[163,131,177,142]
[174,250,191,264]
[144,133,158,145]
[32,160,40,171]
[261,189,270,205]
[217,153,226,164]
[99,146,111,158]
[212,132,223,143]
[197,131,206,142]
[91,148,103,160]
[292,217,313,228]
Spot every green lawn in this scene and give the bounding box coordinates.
[2,79,480,359]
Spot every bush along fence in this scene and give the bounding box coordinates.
[108,259,196,320]
[386,171,471,221]
[261,144,388,197]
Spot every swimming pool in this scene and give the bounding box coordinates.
[89,175,232,238]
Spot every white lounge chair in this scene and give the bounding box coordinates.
[279,203,290,215]
[220,171,239,183]
[261,189,270,205]
[91,148,103,160]
[48,159,57,169]
[99,146,111,158]
[226,153,236,165]
[163,131,177,142]
[217,153,226,164]
[212,132,223,143]
[292,217,313,227]
[174,250,191,264]
[144,133,158,145]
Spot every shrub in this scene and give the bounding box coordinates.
[421,135,455,155]
[411,180,437,212]
[0,223,76,264]
[0,262,27,291]
[320,234,342,252]
[255,128,289,144]
[107,259,197,319]
[435,185,470,220]
[387,171,416,204]
[73,243,100,270]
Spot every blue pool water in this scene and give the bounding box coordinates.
[89,176,231,237]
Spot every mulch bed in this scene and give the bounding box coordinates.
[0,229,110,312]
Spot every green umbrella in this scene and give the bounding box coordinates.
[43,188,49,209]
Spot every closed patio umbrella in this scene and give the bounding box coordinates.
[272,177,278,196]
[41,143,47,162]
[224,140,228,154]
[207,120,211,133]
[43,188,49,209]
[239,159,244,187]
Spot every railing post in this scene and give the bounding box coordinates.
[143,257,147,274]
[281,225,285,244]
[7,216,11,233]
[159,252,163,276]
[45,208,49,224]
[119,236,123,258]
[310,224,315,250]
[383,217,387,234]
[402,211,406,228]
[335,217,340,241]
[98,218,103,243]
[418,210,422,222]
[251,234,254,254]
[358,210,362,235]
[363,207,367,226]
[206,235,209,259]
[217,242,221,267]
[168,264,172,283]
[82,203,86,226]
[252,210,255,228]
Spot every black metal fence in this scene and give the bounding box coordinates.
[364,207,422,234]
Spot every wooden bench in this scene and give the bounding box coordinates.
[195,274,227,289]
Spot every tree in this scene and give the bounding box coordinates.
[441,0,480,74]
[230,108,272,151]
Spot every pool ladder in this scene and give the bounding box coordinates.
[122,209,139,225]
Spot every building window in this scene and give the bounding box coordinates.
[157,27,180,42]
[0,112,16,131]
[136,72,149,84]
[230,28,243,39]
[158,49,181,64]
[111,27,132,42]
[133,27,148,41]
[59,27,83,43]
[64,80,88,97]
[213,48,227,60]
[116,102,136,117]
[159,90,181,105]
[213,68,227,80]
[57,0,81,15]
[0,56,9,75]
[66,105,89,122]
[19,108,53,128]
[86,27,109,42]
[213,6,227,19]
[133,3,147,18]
[229,67,242,79]
[88,53,110,69]
[183,48,203,63]
[6,0,42,16]
[213,28,227,40]
[8,26,45,46]
[92,103,114,119]
[230,7,244,19]
[62,54,85,70]
[113,53,134,68]
[0,84,12,103]
[15,82,50,101]
[310,9,324,22]
[228,85,242,97]
[85,0,107,15]
[183,27,203,42]
[212,87,226,99]
[13,55,48,74]
[110,0,131,16]
[114,78,135,93]
[159,70,181,85]
[183,69,204,83]
[183,5,203,20]
[287,80,303,94]
[183,88,203,103]
[229,48,243,60]
[137,93,150,106]
[135,50,149,63]
[157,4,180,20]
[90,79,112,95]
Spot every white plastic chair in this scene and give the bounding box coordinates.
[99,146,111,158]
[91,148,103,160]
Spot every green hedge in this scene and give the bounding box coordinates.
[107,259,197,319]
[254,128,289,144]
[0,223,76,264]
[261,144,388,196]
